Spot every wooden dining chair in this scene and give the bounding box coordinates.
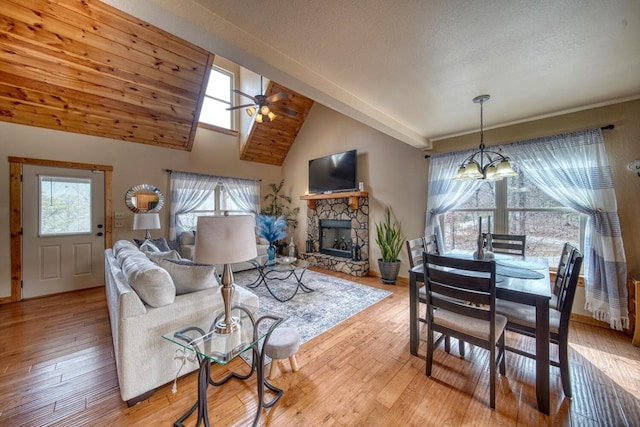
[496,243,583,397]
[422,253,507,408]
[407,235,441,321]
[483,233,526,256]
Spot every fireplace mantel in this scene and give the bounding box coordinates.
[300,191,368,210]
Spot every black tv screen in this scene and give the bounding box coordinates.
[308,149,358,194]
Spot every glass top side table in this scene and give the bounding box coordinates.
[163,305,285,427]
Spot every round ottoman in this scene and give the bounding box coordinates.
[265,327,301,380]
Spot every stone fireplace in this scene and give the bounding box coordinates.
[300,195,369,276]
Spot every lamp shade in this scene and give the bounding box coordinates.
[133,213,161,230]
[195,215,258,265]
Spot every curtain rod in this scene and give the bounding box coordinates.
[163,169,261,182]
[424,124,615,159]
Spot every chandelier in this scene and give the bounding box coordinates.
[453,95,517,181]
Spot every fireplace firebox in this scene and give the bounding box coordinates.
[319,219,351,258]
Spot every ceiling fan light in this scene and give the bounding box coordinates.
[246,107,256,116]
[255,114,264,123]
[267,111,277,121]
[260,105,271,115]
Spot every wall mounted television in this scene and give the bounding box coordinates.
[308,149,358,194]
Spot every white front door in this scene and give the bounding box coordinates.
[22,165,105,298]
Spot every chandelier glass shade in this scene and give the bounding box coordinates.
[453,95,517,181]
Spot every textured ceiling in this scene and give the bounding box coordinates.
[104,0,640,150]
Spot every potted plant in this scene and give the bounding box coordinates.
[375,206,405,284]
[261,179,300,254]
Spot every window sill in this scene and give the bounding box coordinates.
[198,123,239,137]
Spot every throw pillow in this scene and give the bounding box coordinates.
[139,240,160,253]
[120,256,176,307]
[134,237,171,252]
[146,250,181,263]
[155,258,218,295]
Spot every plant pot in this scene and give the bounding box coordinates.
[378,259,401,284]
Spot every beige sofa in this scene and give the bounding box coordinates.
[178,230,269,272]
[104,240,259,404]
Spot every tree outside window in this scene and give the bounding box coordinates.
[442,173,584,268]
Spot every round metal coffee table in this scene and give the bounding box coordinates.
[246,257,313,302]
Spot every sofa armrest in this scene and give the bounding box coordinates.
[179,245,195,260]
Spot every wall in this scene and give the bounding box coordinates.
[0,121,281,298]
[282,103,429,279]
[430,99,640,318]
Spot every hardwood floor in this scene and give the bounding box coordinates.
[0,269,638,426]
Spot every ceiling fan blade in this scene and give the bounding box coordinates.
[226,103,256,111]
[271,105,299,117]
[231,89,258,102]
[266,92,289,103]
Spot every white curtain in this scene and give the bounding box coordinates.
[501,128,628,329]
[168,171,218,249]
[221,177,261,214]
[425,149,484,250]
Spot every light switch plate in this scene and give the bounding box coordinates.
[114,220,124,228]
[114,211,125,219]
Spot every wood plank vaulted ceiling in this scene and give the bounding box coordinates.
[240,81,314,166]
[0,0,212,150]
[0,0,313,164]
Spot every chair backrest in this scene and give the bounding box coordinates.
[483,233,526,256]
[422,234,439,256]
[552,242,572,302]
[422,253,497,327]
[406,237,425,269]
[554,244,583,315]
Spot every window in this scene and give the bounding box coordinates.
[198,66,234,130]
[176,183,243,230]
[39,176,92,236]
[442,172,585,267]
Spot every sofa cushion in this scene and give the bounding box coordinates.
[134,237,171,252]
[155,258,218,295]
[113,239,142,258]
[120,256,176,307]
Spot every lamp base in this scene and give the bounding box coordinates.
[214,316,240,334]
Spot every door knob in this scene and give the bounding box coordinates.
[97,232,104,237]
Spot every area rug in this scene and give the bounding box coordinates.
[233,269,391,347]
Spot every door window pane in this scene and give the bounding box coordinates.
[39,176,92,236]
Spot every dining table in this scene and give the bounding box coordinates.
[409,252,551,414]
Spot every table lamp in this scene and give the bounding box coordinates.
[133,213,161,239]
[195,214,257,334]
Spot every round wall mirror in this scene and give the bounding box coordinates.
[125,184,165,213]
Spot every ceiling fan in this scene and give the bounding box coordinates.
[227,76,298,123]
